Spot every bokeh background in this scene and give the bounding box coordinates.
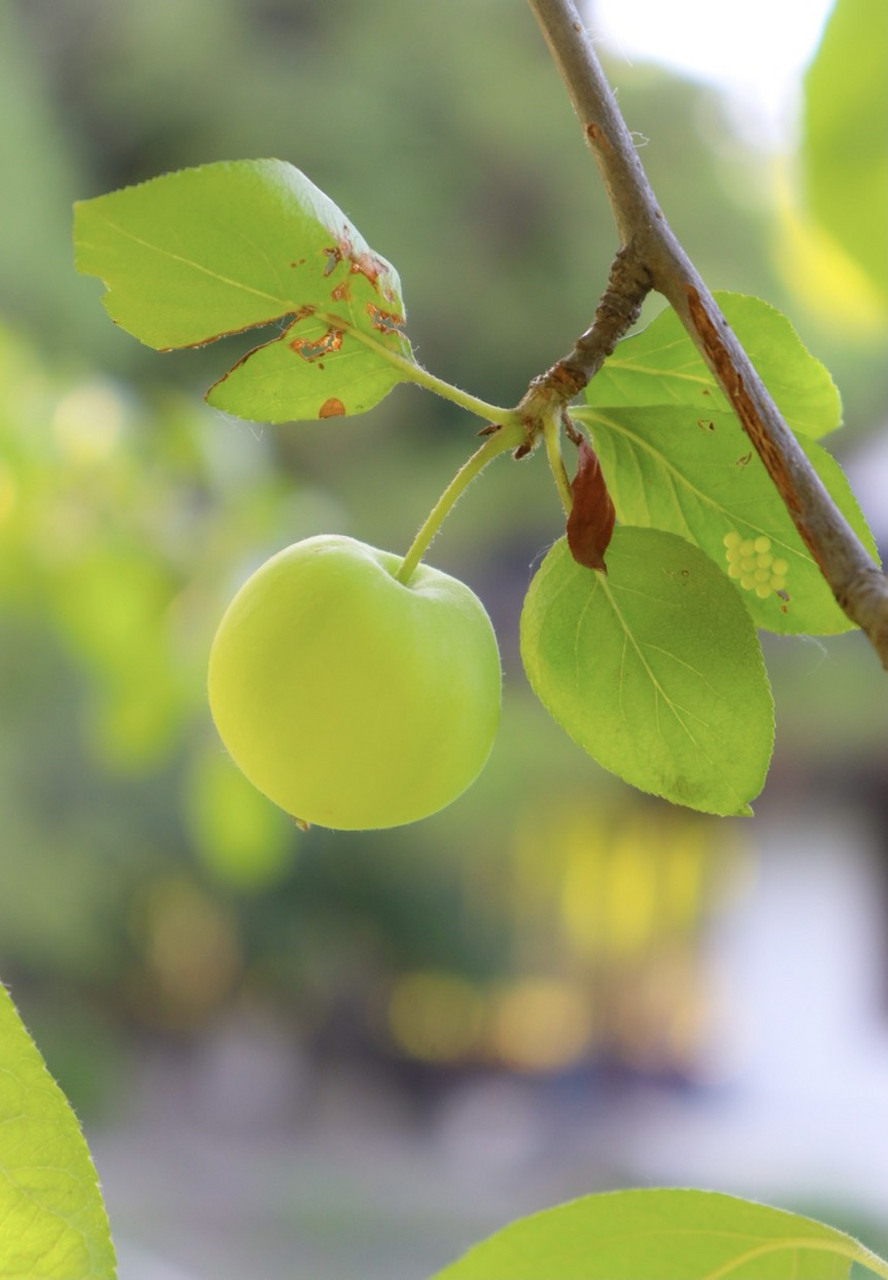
[1,1,887,1277]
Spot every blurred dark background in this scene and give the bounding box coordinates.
[1,1,887,1277]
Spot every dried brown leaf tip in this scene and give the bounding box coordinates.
[567,436,615,572]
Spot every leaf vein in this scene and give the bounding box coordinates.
[93,214,292,310]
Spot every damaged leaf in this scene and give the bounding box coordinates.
[74,159,415,422]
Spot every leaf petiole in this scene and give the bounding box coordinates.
[403,363,515,425]
[344,324,514,425]
[543,410,573,516]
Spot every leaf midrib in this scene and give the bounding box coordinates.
[92,214,293,310]
[594,566,751,814]
[594,353,714,391]
[96,214,415,378]
[595,571,713,751]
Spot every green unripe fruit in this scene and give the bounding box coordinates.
[208,535,501,830]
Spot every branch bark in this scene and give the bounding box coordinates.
[527,0,888,669]
[519,247,651,419]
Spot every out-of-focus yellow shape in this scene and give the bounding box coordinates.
[490,977,592,1072]
[602,826,657,958]
[561,831,605,960]
[134,876,242,1023]
[614,947,705,1074]
[387,971,483,1063]
[773,173,887,335]
[661,832,705,934]
[0,463,17,523]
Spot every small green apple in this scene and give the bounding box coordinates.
[208,535,501,830]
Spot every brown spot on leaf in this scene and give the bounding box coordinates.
[350,250,383,287]
[736,451,752,468]
[328,228,399,303]
[323,246,343,277]
[331,280,352,303]
[323,230,395,300]
[366,302,405,334]
[698,418,715,431]
[289,327,344,362]
[319,398,346,419]
[567,437,615,572]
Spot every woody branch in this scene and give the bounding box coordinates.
[526,0,888,669]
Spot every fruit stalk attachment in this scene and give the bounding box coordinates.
[395,421,525,585]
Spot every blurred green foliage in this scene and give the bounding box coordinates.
[0,0,885,1109]
[803,0,888,305]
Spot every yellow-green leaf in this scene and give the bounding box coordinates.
[520,529,773,816]
[431,1189,888,1280]
[574,404,879,635]
[73,159,414,422]
[0,986,116,1279]
[585,293,841,439]
[803,0,888,302]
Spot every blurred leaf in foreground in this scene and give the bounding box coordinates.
[431,1188,888,1279]
[0,986,116,1279]
[803,0,888,305]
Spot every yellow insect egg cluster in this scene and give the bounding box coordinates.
[723,531,789,599]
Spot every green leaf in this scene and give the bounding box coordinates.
[204,311,404,423]
[0,986,116,1279]
[73,159,415,421]
[430,1189,888,1280]
[520,529,774,816]
[584,293,841,439]
[803,0,888,302]
[574,404,878,635]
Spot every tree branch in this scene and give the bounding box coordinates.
[517,246,650,424]
[527,0,888,668]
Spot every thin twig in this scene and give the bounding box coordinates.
[527,0,888,667]
[516,248,649,439]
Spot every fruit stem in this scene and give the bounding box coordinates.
[396,423,524,584]
[543,411,573,516]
